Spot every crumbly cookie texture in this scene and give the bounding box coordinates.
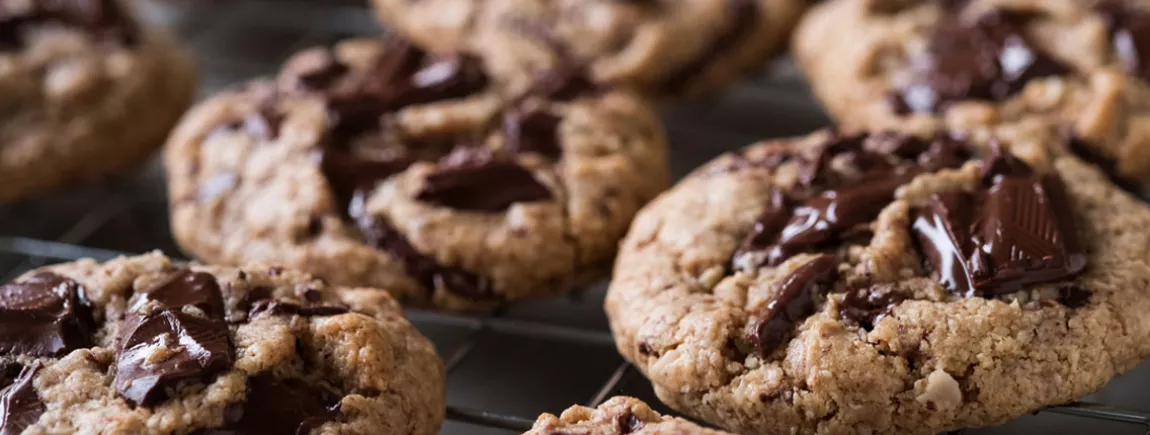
[793,0,1150,192]
[524,397,729,435]
[369,0,806,99]
[606,127,1150,435]
[0,0,196,203]
[0,252,444,435]
[164,36,668,311]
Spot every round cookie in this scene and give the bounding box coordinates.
[525,397,729,435]
[793,0,1150,193]
[0,0,196,203]
[164,35,668,311]
[369,0,807,99]
[606,128,1150,434]
[0,252,444,434]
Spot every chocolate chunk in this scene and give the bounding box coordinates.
[295,51,350,92]
[891,11,1068,114]
[838,284,908,330]
[911,150,1087,297]
[616,413,643,434]
[750,254,839,358]
[318,148,413,219]
[358,215,494,301]
[416,149,552,211]
[247,300,349,318]
[197,374,341,435]
[1058,285,1092,308]
[660,0,758,92]
[0,366,43,435]
[0,273,94,358]
[732,189,792,270]
[114,270,233,407]
[408,53,489,103]
[1097,1,1150,81]
[1065,135,1147,198]
[503,106,563,159]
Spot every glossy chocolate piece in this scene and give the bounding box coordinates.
[911,192,978,296]
[750,254,838,358]
[0,366,43,435]
[838,284,908,330]
[416,149,552,212]
[318,149,413,219]
[503,106,563,159]
[247,300,349,318]
[114,270,234,407]
[197,374,341,435]
[358,215,494,301]
[0,273,94,358]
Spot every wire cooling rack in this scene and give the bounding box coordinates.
[0,0,1147,433]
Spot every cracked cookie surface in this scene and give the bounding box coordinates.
[606,127,1150,434]
[369,0,806,99]
[164,36,668,311]
[524,397,729,435]
[0,252,444,434]
[0,0,195,203]
[794,0,1150,195]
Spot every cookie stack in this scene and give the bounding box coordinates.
[3,0,1150,434]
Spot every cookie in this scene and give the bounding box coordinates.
[524,397,729,435]
[0,0,196,203]
[0,252,445,434]
[793,0,1150,194]
[369,0,806,99]
[606,128,1150,434]
[164,35,669,311]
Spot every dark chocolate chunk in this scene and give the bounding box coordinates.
[318,148,413,219]
[659,0,758,92]
[358,215,495,301]
[750,254,839,358]
[114,270,233,407]
[890,10,1068,114]
[416,149,552,212]
[732,189,792,270]
[1097,1,1150,81]
[838,284,908,330]
[408,53,489,103]
[0,273,94,358]
[616,412,644,434]
[1065,135,1147,198]
[503,106,563,159]
[0,366,43,435]
[247,300,349,318]
[295,51,350,92]
[1058,285,1092,308]
[911,149,1087,297]
[197,374,341,435]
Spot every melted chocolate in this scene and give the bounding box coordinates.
[503,106,563,159]
[416,149,553,211]
[247,300,349,318]
[838,284,908,330]
[114,270,234,407]
[0,273,94,358]
[358,215,494,301]
[0,366,43,435]
[890,10,1069,114]
[750,254,839,358]
[197,374,341,435]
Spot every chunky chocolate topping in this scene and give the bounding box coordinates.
[416,148,552,211]
[911,148,1087,298]
[890,10,1069,114]
[616,412,644,434]
[198,374,341,435]
[114,270,234,406]
[838,284,907,330]
[0,273,94,358]
[660,0,759,91]
[0,0,137,50]
[358,215,494,301]
[0,366,43,435]
[733,133,969,269]
[750,254,839,358]
[247,299,349,318]
[1097,1,1150,81]
[503,106,563,159]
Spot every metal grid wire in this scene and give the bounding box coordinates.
[0,0,1148,433]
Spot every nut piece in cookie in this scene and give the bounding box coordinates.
[608,128,1150,434]
[0,253,444,434]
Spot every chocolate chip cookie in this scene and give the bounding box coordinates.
[0,0,195,203]
[794,0,1150,195]
[525,397,729,435]
[0,252,444,434]
[606,128,1150,434]
[164,36,669,311]
[370,0,806,99]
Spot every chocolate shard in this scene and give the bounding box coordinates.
[1097,1,1150,81]
[750,254,839,358]
[911,191,978,296]
[318,148,413,219]
[408,53,489,102]
[732,189,792,270]
[416,149,552,212]
[659,0,758,92]
[114,270,234,407]
[503,106,563,159]
[196,374,341,435]
[247,300,349,319]
[358,215,495,301]
[838,284,908,330]
[890,10,1068,114]
[0,273,94,358]
[0,366,44,435]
